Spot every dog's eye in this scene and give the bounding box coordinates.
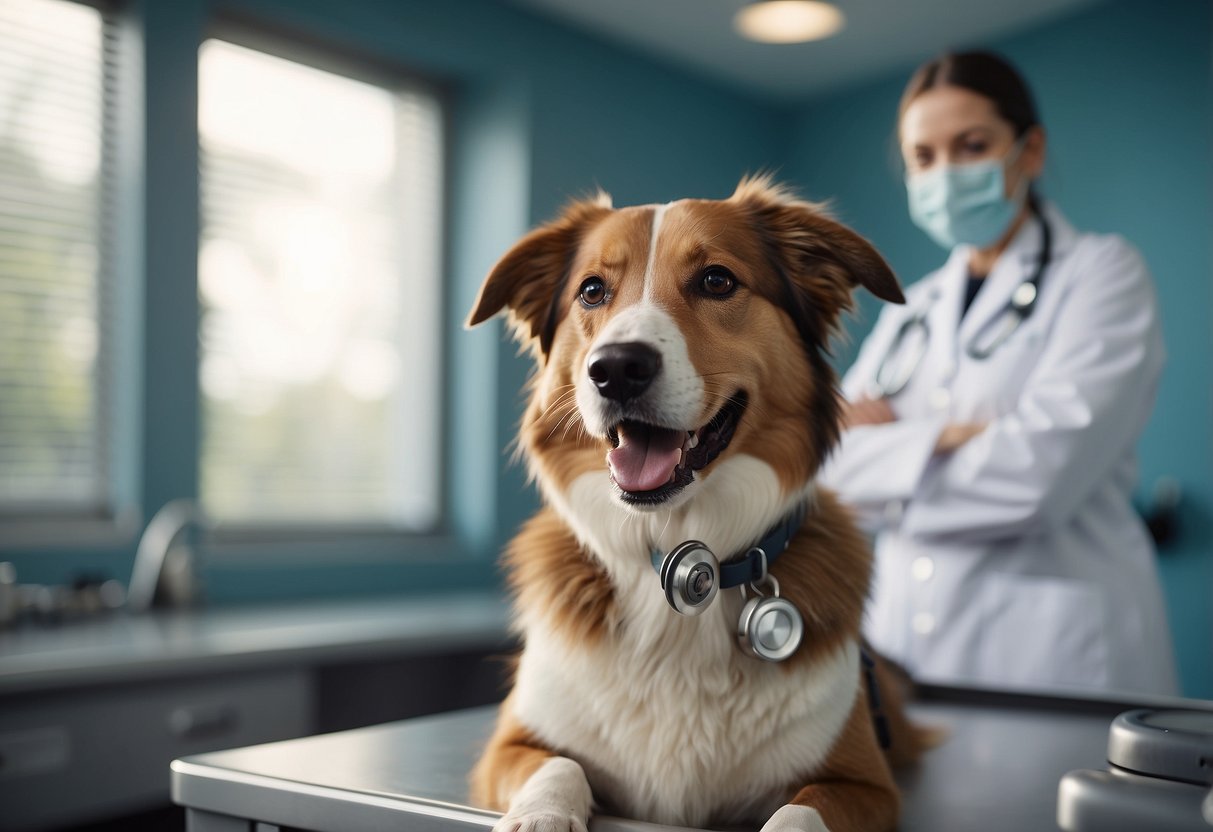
[579,276,607,308]
[701,268,736,297]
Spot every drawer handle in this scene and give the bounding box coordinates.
[169,704,239,740]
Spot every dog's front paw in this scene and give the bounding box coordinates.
[494,810,589,832]
[495,758,593,832]
[759,804,831,832]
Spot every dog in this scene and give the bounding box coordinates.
[466,176,929,832]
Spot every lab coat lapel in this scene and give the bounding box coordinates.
[1040,203,1079,262]
[930,247,969,367]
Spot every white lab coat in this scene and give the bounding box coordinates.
[821,204,1178,695]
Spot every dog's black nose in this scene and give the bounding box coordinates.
[587,342,662,402]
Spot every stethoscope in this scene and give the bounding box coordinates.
[653,502,808,663]
[872,212,1053,398]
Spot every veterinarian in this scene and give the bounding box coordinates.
[820,50,1178,695]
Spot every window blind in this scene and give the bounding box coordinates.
[198,39,443,530]
[0,0,115,514]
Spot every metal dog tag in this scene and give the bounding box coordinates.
[737,577,804,662]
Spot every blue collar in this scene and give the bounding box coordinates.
[650,501,808,588]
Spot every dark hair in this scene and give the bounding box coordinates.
[899,51,1041,138]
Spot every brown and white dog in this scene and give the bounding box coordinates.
[467,177,926,832]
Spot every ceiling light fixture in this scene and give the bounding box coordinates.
[734,0,846,44]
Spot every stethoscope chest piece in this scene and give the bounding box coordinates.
[660,540,719,616]
[737,578,804,662]
[1011,281,1037,308]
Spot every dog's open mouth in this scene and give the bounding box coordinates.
[605,392,748,505]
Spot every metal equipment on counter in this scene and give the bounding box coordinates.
[1059,708,1213,831]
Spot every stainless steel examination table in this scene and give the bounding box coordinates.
[172,685,1213,832]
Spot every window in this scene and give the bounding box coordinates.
[197,39,443,531]
[0,0,115,516]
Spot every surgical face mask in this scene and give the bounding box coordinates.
[906,138,1029,250]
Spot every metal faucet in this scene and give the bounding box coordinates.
[127,499,206,613]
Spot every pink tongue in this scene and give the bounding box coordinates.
[607,427,684,492]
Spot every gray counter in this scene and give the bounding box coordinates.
[1,594,512,831]
[0,593,512,695]
[172,686,1213,832]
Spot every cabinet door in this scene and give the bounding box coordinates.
[0,669,313,831]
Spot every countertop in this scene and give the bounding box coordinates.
[0,592,512,695]
[173,686,1213,832]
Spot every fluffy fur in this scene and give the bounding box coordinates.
[468,177,924,832]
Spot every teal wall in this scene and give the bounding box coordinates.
[784,0,1213,697]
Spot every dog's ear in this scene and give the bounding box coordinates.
[466,194,613,356]
[732,175,904,308]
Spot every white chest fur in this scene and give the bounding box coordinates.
[512,602,859,827]
[512,456,859,828]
